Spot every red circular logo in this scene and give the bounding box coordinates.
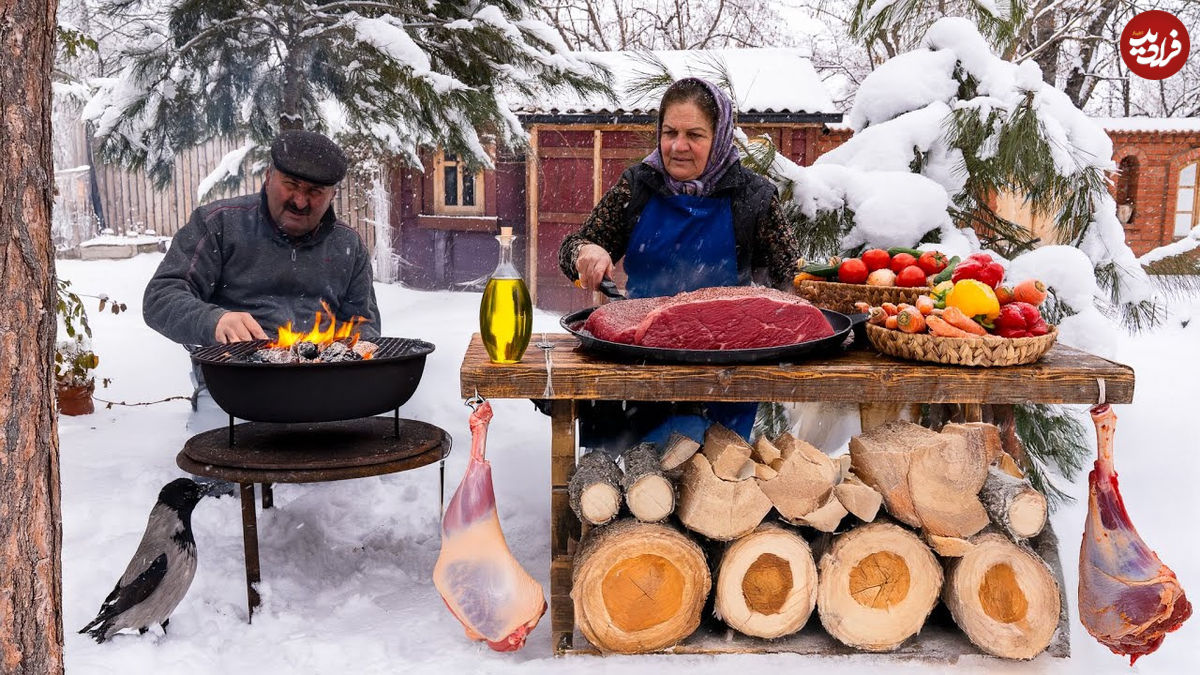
[1120,10,1190,80]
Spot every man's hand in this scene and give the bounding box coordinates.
[215,312,269,343]
[575,244,614,291]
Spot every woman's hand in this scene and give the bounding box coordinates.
[575,244,614,290]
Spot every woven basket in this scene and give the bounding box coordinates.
[795,280,924,314]
[865,323,1058,367]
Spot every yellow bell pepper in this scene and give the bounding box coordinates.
[946,279,1000,320]
[929,280,955,309]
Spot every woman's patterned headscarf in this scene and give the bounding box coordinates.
[643,77,739,197]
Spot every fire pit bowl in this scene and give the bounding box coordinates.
[190,338,436,423]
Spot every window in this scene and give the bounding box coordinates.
[434,150,485,216]
[1176,162,1199,237]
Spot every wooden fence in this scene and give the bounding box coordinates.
[53,126,380,254]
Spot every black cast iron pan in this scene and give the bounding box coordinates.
[559,291,867,365]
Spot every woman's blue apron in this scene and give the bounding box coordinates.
[621,193,757,441]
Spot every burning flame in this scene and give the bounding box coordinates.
[268,301,371,357]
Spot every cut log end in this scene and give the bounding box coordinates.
[569,451,624,526]
[573,520,710,654]
[942,532,1061,660]
[626,475,675,523]
[1007,491,1048,539]
[980,466,1047,540]
[715,524,818,639]
[817,522,943,652]
[623,443,676,523]
[580,485,621,525]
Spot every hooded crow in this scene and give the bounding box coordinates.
[80,478,207,642]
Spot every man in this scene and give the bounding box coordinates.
[144,130,380,347]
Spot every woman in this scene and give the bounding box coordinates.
[559,77,798,298]
[558,77,800,447]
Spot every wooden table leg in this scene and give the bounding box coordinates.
[858,402,922,433]
[239,483,262,621]
[549,400,579,654]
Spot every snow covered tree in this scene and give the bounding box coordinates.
[83,0,612,191]
[1,0,66,671]
[744,18,1162,500]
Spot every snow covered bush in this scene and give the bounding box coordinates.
[754,17,1160,340]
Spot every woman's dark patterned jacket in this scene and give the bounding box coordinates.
[558,161,800,288]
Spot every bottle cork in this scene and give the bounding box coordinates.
[500,226,513,237]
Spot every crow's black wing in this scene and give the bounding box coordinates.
[79,554,168,634]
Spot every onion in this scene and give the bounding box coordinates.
[867,269,897,286]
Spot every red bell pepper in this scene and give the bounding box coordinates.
[951,253,1004,289]
[993,302,1049,338]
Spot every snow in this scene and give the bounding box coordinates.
[57,255,1200,673]
[845,50,959,131]
[1096,117,1200,133]
[81,234,170,247]
[197,142,255,202]
[1140,224,1200,265]
[507,48,837,116]
[349,15,471,95]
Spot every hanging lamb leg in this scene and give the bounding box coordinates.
[1078,404,1191,664]
[433,398,547,651]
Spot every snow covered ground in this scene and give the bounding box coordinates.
[59,254,1199,674]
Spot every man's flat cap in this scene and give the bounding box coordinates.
[270,130,348,186]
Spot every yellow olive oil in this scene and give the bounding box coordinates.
[480,227,532,363]
[480,277,532,363]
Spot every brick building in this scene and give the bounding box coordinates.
[1100,118,1200,257]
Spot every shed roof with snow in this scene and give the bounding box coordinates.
[1097,117,1200,133]
[510,48,841,124]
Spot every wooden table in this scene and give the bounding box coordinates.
[459,333,1135,655]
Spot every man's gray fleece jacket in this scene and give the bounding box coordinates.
[143,192,381,346]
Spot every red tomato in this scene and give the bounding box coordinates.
[896,265,928,287]
[862,248,891,272]
[917,250,948,275]
[838,258,870,284]
[889,253,917,274]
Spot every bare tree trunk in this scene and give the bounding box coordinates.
[1031,2,1060,86]
[0,1,65,673]
[1063,0,1120,109]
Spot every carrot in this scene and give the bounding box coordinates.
[1013,279,1047,306]
[994,285,1015,305]
[927,315,972,338]
[897,303,913,312]
[915,295,935,315]
[896,307,927,333]
[885,315,900,330]
[941,306,988,335]
[854,301,872,314]
[867,306,888,326]
[881,302,899,316]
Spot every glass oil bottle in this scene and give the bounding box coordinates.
[480,226,532,363]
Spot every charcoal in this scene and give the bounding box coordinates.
[320,341,351,361]
[353,340,379,359]
[294,341,320,360]
[250,349,295,364]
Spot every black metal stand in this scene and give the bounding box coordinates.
[177,412,451,622]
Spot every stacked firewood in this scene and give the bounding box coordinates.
[567,420,1060,658]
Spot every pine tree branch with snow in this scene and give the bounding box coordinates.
[83,0,614,191]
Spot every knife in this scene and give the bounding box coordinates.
[598,277,626,301]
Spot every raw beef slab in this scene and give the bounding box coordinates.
[583,286,833,349]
